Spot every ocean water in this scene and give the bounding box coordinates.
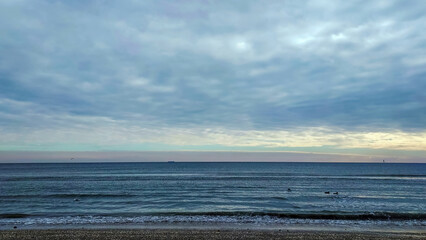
[0,162,425,228]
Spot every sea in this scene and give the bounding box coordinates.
[0,162,425,230]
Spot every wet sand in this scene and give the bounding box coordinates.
[1,229,425,240]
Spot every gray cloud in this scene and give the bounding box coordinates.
[0,0,425,152]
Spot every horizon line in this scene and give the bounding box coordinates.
[0,161,423,164]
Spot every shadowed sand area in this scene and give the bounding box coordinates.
[1,229,425,240]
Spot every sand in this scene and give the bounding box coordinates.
[0,229,425,240]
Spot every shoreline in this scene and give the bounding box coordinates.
[1,221,425,233]
[1,228,425,240]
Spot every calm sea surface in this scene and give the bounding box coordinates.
[0,162,425,228]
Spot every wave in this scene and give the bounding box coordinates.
[0,193,137,199]
[348,174,426,177]
[0,214,31,219]
[271,196,288,200]
[154,211,426,221]
[2,211,424,221]
[3,174,425,182]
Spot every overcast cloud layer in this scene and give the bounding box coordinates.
[0,0,425,160]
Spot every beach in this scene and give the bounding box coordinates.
[1,229,425,240]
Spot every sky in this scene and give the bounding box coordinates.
[0,0,425,162]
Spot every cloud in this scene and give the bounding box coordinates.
[0,0,425,158]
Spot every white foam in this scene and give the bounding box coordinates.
[1,215,425,227]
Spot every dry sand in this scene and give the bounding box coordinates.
[0,229,425,240]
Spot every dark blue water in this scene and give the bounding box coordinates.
[0,162,425,227]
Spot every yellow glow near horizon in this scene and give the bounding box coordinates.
[1,125,425,152]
